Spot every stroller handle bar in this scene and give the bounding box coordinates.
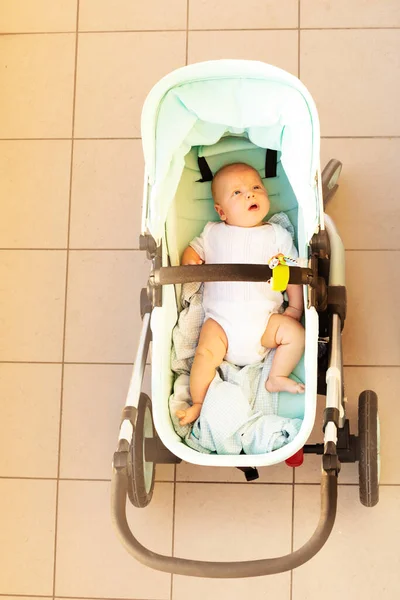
[111,468,337,578]
[154,264,315,286]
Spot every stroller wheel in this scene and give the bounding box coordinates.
[358,390,379,507]
[127,393,156,508]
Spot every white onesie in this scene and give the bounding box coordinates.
[189,221,298,366]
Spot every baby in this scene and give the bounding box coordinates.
[176,162,305,426]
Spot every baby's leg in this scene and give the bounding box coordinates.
[176,318,228,425]
[261,314,305,394]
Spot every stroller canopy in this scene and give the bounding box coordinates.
[141,60,321,244]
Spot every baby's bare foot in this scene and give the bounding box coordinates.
[176,404,202,425]
[265,376,305,394]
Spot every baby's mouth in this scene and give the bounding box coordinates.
[248,203,259,211]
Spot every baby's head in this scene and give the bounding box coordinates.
[211,163,270,227]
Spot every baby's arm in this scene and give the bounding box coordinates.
[181,225,209,265]
[284,284,304,321]
[181,246,204,265]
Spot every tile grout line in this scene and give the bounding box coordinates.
[0,596,167,600]
[0,248,143,251]
[51,3,80,600]
[298,0,301,79]
[2,136,400,141]
[0,361,151,366]
[2,27,400,35]
[170,465,177,600]
[290,468,295,600]
[0,596,168,600]
[0,474,399,485]
[1,361,399,368]
[2,248,400,252]
[0,476,177,484]
[321,136,400,139]
[0,137,142,141]
[185,0,189,65]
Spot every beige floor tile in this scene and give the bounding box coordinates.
[301,30,400,136]
[70,140,143,249]
[293,486,400,600]
[60,364,173,481]
[79,0,187,31]
[64,250,150,363]
[301,0,400,28]
[188,30,298,76]
[74,32,186,138]
[173,483,291,598]
[0,364,61,478]
[2,2,73,33]
[55,480,173,598]
[0,0,77,32]
[0,141,71,248]
[343,251,400,366]
[297,367,399,485]
[189,0,298,29]
[0,251,66,361]
[0,34,75,138]
[0,479,56,595]
[321,138,400,250]
[176,461,293,483]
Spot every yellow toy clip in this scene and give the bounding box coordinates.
[268,253,291,292]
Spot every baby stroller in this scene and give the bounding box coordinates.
[111,60,380,578]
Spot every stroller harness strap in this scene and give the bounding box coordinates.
[197,156,213,182]
[265,148,278,178]
[197,149,278,182]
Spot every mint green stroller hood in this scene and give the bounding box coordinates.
[141,59,323,249]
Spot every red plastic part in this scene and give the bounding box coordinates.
[285,448,304,467]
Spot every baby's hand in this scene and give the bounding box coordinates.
[176,405,202,425]
[181,246,204,266]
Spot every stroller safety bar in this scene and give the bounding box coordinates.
[111,467,337,578]
[153,264,315,286]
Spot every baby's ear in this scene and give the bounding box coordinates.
[214,204,226,220]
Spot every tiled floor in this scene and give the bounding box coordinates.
[1,1,399,599]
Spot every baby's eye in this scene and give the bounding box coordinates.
[253,185,261,190]
[233,190,241,196]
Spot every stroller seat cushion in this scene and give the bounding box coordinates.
[169,279,304,454]
[169,212,305,453]
[166,135,300,267]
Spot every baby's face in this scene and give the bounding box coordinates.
[212,164,270,227]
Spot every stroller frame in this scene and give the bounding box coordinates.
[111,160,379,578]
